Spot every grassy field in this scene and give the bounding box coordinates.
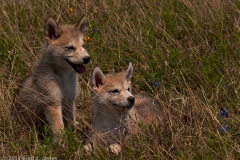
[1,0,240,159]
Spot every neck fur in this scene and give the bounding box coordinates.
[92,95,127,133]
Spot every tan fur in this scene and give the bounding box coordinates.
[85,63,166,154]
[12,15,90,136]
[126,95,166,134]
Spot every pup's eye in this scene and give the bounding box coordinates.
[64,46,75,51]
[109,89,119,93]
[127,88,131,91]
[82,44,85,48]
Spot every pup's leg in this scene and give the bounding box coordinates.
[62,99,76,127]
[45,105,64,135]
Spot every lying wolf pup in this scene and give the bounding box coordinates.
[12,15,90,137]
[84,63,166,154]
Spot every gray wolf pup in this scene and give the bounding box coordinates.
[84,62,166,154]
[12,15,90,136]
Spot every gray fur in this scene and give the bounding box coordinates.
[84,63,167,154]
[12,15,89,136]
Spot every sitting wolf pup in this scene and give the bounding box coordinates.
[84,63,166,154]
[12,15,90,137]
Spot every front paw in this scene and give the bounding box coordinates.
[84,143,93,154]
[109,143,121,155]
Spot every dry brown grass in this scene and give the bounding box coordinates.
[0,0,240,159]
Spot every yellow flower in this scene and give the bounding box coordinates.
[68,8,73,14]
[86,37,92,44]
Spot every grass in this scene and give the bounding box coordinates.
[1,0,240,159]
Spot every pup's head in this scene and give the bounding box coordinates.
[44,15,90,73]
[92,63,135,109]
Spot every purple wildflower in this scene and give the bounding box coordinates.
[94,27,99,34]
[153,81,161,88]
[219,125,230,133]
[220,109,229,118]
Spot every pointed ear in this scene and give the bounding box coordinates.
[92,67,106,90]
[123,62,133,80]
[45,17,62,42]
[75,15,87,33]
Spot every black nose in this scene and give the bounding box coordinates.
[83,56,90,64]
[127,96,135,106]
